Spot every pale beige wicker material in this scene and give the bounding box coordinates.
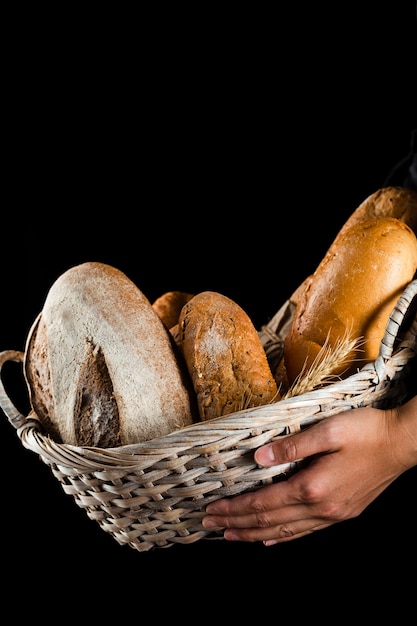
[1,280,416,552]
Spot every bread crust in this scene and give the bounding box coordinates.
[284,217,417,385]
[152,290,194,330]
[334,186,417,241]
[24,262,197,446]
[178,291,280,421]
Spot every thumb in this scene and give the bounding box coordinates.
[254,427,320,467]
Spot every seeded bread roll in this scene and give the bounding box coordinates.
[178,291,280,421]
[284,217,417,386]
[24,262,197,447]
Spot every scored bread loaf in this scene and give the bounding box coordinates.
[283,216,417,386]
[333,186,417,241]
[24,262,197,447]
[178,291,280,421]
[269,187,417,394]
[286,186,417,319]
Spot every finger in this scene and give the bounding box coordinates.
[203,480,315,532]
[205,480,292,517]
[203,497,309,533]
[222,518,333,544]
[255,418,340,468]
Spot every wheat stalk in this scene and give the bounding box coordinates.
[283,329,365,399]
[230,330,364,416]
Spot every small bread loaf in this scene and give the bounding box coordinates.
[152,290,194,330]
[284,217,417,386]
[24,262,197,447]
[178,291,280,421]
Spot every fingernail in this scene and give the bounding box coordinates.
[263,539,278,547]
[224,530,239,541]
[202,518,216,528]
[255,444,276,466]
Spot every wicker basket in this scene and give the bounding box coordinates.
[1,279,417,552]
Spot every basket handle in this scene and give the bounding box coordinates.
[0,350,28,431]
[379,279,417,360]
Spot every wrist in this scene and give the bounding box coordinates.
[396,395,417,469]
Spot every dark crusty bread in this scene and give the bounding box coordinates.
[24,262,197,446]
[178,291,280,421]
[284,217,417,386]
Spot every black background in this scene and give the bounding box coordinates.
[2,2,417,616]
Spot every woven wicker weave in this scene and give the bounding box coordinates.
[1,279,416,552]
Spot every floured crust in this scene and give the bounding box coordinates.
[178,291,280,421]
[24,262,197,446]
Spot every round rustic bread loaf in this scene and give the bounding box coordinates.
[178,291,280,421]
[24,262,197,447]
[284,216,417,386]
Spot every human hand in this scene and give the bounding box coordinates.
[202,396,417,545]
